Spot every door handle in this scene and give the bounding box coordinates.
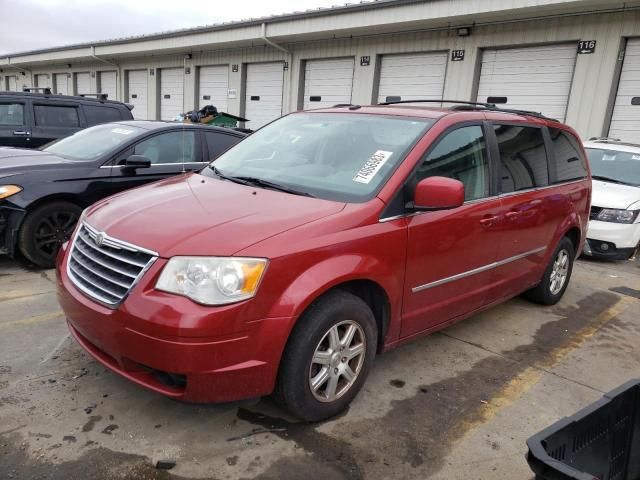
[479,215,499,226]
[505,211,520,220]
[13,130,30,136]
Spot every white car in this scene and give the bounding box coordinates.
[583,138,640,260]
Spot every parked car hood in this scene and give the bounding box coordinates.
[0,147,78,177]
[85,173,347,257]
[592,179,640,210]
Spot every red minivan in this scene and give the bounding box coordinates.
[56,102,591,421]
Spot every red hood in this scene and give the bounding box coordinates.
[85,173,346,257]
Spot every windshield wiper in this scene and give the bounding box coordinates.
[592,175,637,186]
[208,166,315,197]
[233,176,316,197]
[208,165,253,187]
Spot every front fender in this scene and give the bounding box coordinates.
[266,252,405,346]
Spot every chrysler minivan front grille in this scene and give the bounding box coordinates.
[67,223,157,307]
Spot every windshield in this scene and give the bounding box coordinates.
[586,148,640,187]
[205,113,433,202]
[42,123,144,160]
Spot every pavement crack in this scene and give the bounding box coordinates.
[436,331,606,394]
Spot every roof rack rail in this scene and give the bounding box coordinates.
[588,137,640,148]
[23,87,52,95]
[79,93,109,100]
[378,99,496,108]
[332,103,362,110]
[377,98,558,122]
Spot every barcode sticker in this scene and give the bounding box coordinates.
[353,150,393,184]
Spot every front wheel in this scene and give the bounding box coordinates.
[274,290,377,421]
[524,237,575,305]
[18,201,82,268]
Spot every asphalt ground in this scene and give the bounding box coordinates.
[1,255,639,480]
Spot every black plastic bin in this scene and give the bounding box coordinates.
[527,379,640,480]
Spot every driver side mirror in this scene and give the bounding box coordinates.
[412,176,465,211]
[123,154,151,169]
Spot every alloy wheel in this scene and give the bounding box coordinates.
[34,211,79,259]
[309,320,366,403]
[549,249,570,295]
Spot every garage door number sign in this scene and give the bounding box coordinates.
[578,40,597,54]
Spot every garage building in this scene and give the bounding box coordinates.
[1,0,640,141]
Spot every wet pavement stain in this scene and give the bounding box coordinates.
[0,433,211,480]
[0,292,626,480]
[239,291,623,479]
[610,286,640,300]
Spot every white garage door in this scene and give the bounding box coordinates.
[199,65,228,111]
[99,71,118,101]
[6,76,18,91]
[75,72,91,96]
[477,44,577,121]
[609,38,640,142]
[128,70,148,120]
[303,58,354,109]
[35,74,50,89]
[377,52,448,103]
[160,68,184,121]
[55,73,69,95]
[245,62,284,129]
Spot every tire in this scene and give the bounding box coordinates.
[524,237,575,306]
[274,290,377,421]
[18,201,82,268]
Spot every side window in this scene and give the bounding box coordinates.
[494,125,548,193]
[548,128,588,183]
[34,105,79,127]
[83,105,122,127]
[205,131,241,160]
[133,131,196,164]
[416,125,489,201]
[0,103,24,126]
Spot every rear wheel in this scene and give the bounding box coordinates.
[18,201,82,268]
[524,237,575,305]
[274,290,377,421]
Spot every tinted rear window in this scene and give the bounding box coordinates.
[84,105,122,127]
[34,105,79,127]
[494,125,549,193]
[549,128,588,182]
[205,131,242,160]
[0,103,24,126]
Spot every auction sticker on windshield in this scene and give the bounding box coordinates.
[353,150,393,184]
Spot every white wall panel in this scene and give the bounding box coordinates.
[160,67,184,121]
[75,72,91,95]
[54,73,69,95]
[128,69,148,120]
[245,62,284,129]
[303,58,354,109]
[609,38,640,142]
[99,71,118,101]
[377,52,448,103]
[198,65,228,111]
[477,44,577,122]
[35,74,50,89]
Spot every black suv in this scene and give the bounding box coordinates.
[0,89,134,148]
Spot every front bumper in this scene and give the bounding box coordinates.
[584,220,640,260]
[56,243,292,403]
[0,204,26,256]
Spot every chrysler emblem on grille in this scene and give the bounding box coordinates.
[95,232,106,247]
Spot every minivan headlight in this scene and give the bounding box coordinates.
[0,185,22,200]
[596,208,639,224]
[156,257,268,305]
